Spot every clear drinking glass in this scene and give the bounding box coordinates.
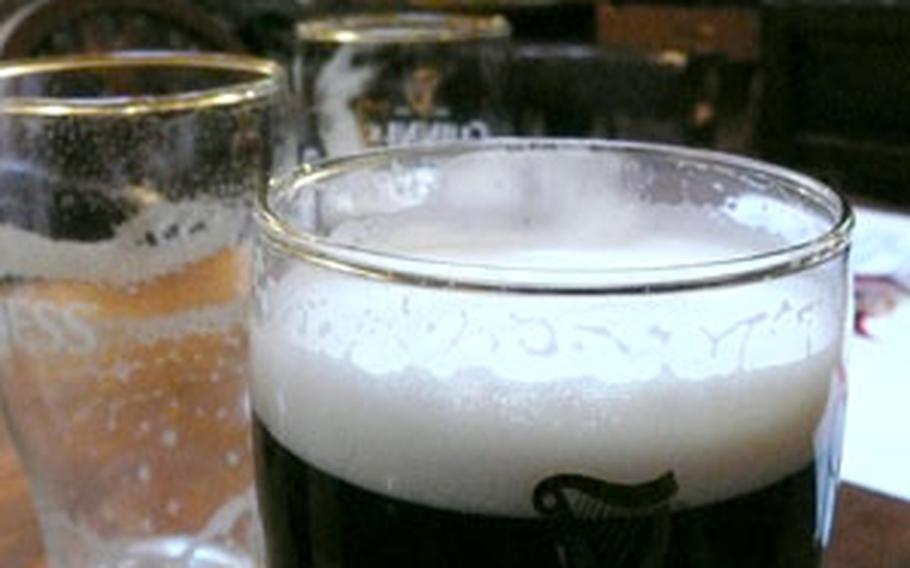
[0,53,293,567]
[293,12,512,161]
[251,139,853,567]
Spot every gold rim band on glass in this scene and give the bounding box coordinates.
[0,51,286,117]
[295,12,511,44]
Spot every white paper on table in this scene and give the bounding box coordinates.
[841,206,910,501]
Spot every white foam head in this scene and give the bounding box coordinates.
[252,241,846,518]
[0,199,250,349]
[0,199,247,286]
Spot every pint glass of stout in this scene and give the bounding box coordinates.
[251,139,853,567]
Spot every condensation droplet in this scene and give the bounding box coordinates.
[225,451,240,468]
[166,499,181,516]
[161,430,178,448]
[138,464,151,483]
[111,360,134,383]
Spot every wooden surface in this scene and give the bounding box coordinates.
[596,4,760,62]
[0,421,43,568]
[828,484,910,567]
[2,418,909,568]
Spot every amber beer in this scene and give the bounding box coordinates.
[3,221,254,537]
[251,140,852,567]
[293,12,511,160]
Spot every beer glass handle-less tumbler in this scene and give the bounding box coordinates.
[251,139,852,567]
[293,12,512,160]
[0,53,293,567]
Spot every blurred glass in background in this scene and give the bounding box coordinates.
[292,11,512,160]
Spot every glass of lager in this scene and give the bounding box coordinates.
[293,12,512,161]
[0,53,293,567]
[252,139,853,567]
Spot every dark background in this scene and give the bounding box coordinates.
[1,0,907,206]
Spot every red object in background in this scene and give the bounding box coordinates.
[854,275,910,338]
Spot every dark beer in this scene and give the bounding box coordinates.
[254,416,832,568]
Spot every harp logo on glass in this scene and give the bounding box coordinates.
[356,66,491,147]
[533,471,679,566]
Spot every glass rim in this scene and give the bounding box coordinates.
[257,138,854,295]
[295,12,511,44]
[0,51,286,117]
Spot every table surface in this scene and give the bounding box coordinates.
[1,420,909,568]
